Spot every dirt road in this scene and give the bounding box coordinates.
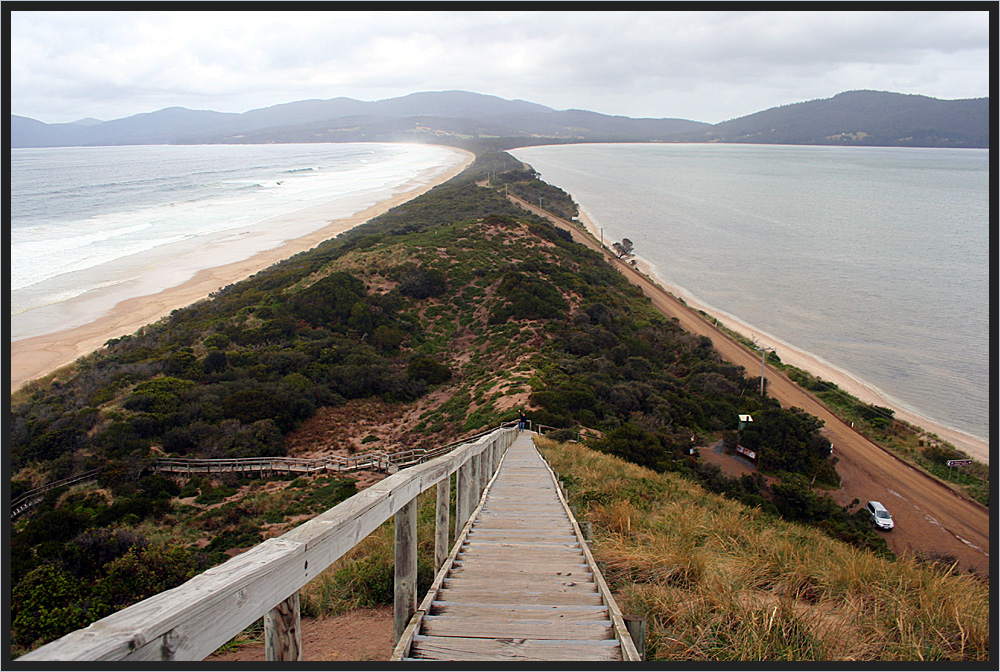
[509,194,990,576]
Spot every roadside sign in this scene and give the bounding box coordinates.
[947,459,973,467]
[736,445,757,461]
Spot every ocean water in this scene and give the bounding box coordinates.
[511,143,990,445]
[10,143,467,340]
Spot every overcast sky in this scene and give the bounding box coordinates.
[10,10,991,125]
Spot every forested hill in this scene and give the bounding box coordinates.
[10,90,707,148]
[675,90,989,148]
[12,88,987,149]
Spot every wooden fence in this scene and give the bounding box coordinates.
[12,425,513,520]
[10,469,103,520]
[18,425,519,662]
[148,424,511,477]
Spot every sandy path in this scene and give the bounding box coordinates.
[510,193,989,576]
[204,607,394,662]
[10,149,474,393]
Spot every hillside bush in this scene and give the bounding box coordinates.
[12,564,92,649]
[489,270,569,324]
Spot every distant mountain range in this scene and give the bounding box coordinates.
[11,89,989,149]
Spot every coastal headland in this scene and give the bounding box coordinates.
[9,149,474,394]
[573,206,990,465]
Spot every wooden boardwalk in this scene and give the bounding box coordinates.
[393,432,638,661]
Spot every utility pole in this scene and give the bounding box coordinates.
[759,346,775,396]
[600,227,604,248]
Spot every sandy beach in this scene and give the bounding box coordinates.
[572,208,990,465]
[10,148,474,394]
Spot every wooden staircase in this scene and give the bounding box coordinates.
[392,432,639,661]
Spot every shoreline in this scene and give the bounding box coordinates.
[572,206,990,465]
[10,147,474,394]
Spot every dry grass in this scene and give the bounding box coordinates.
[536,437,989,662]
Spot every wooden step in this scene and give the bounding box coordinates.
[407,635,621,661]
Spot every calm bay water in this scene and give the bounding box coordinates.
[10,143,466,340]
[511,143,990,444]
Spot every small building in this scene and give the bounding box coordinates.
[737,414,753,431]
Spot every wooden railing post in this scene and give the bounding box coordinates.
[470,452,482,501]
[623,614,646,660]
[264,592,301,661]
[455,461,471,538]
[435,478,450,570]
[394,497,418,643]
[478,446,489,493]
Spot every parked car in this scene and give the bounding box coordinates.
[865,500,894,531]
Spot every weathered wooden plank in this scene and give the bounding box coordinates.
[264,592,301,661]
[394,497,417,643]
[455,461,472,538]
[467,528,576,536]
[408,635,621,661]
[434,478,450,571]
[445,572,595,587]
[449,561,591,577]
[435,588,604,607]
[462,538,580,548]
[442,577,600,595]
[456,548,587,562]
[472,519,571,528]
[479,505,565,511]
[430,602,608,621]
[420,617,614,640]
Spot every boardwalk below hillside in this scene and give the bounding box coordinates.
[395,432,636,661]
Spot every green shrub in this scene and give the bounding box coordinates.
[90,544,198,614]
[595,422,673,473]
[922,442,965,465]
[407,355,452,385]
[489,270,568,324]
[12,564,92,649]
[195,483,237,506]
[399,266,448,300]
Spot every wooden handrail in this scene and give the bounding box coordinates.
[10,469,103,519]
[20,426,518,662]
[147,422,519,476]
[12,423,521,520]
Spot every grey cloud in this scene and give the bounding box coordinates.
[10,10,989,124]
